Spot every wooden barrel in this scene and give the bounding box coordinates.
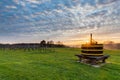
[81,44,103,56]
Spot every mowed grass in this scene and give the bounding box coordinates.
[0,48,119,80]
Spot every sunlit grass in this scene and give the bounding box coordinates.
[0,48,119,80]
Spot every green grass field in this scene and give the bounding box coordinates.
[0,48,119,80]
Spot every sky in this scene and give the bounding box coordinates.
[0,0,120,45]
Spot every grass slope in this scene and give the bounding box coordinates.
[0,48,119,80]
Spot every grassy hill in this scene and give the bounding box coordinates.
[0,48,119,80]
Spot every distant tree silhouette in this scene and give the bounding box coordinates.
[56,41,65,47]
[40,40,46,47]
[0,40,67,50]
[47,40,54,47]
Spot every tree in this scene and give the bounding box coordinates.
[47,40,54,47]
[40,40,46,47]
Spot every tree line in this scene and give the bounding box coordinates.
[0,40,66,50]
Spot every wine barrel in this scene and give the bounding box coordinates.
[81,44,103,56]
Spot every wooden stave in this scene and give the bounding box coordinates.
[81,44,104,56]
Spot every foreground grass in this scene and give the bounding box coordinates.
[0,48,119,80]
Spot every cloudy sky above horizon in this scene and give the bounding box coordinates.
[0,0,120,44]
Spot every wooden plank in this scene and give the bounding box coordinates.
[81,50,103,54]
[81,44,103,47]
[81,49,103,51]
[81,47,103,49]
[81,53,103,56]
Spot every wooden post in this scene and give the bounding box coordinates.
[90,33,92,44]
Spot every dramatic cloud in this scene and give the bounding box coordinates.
[0,0,120,43]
